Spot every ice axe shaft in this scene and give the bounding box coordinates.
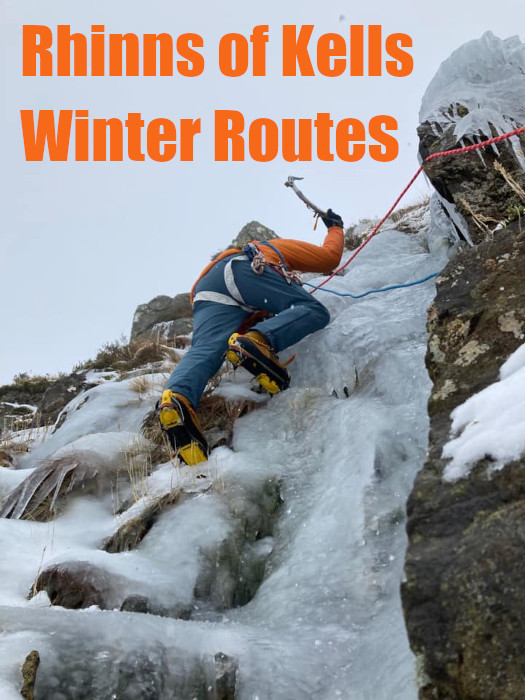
[284,176,327,218]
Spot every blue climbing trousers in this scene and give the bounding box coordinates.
[165,254,330,407]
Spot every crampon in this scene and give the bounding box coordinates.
[157,390,209,465]
[225,331,291,394]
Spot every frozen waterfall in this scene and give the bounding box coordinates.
[0,220,446,699]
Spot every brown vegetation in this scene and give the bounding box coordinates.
[76,337,180,373]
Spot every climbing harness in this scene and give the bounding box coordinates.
[243,243,266,275]
[193,253,257,311]
[194,240,302,312]
[242,241,303,285]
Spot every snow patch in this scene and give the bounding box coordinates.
[443,343,525,480]
[0,402,38,413]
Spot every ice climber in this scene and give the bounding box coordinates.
[157,209,344,465]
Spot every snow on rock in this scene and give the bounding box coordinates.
[0,402,38,413]
[83,370,120,385]
[443,342,525,480]
[500,341,525,378]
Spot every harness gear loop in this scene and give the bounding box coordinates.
[245,241,303,286]
[260,241,303,285]
[243,243,266,275]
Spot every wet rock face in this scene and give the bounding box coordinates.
[418,119,525,245]
[407,38,525,693]
[402,223,525,699]
[39,373,94,426]
[425,223,525,412]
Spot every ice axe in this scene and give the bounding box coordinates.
[284,176,327,228]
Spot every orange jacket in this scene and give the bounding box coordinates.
[190,225,344,303]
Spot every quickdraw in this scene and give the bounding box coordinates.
[243,243,266,275]
[242,242,303,286]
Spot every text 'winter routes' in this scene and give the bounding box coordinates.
[20,24,414,163]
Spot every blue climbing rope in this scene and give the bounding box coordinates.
[302,272,440,299]
[251,240,440,299]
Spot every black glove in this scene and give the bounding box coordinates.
[321,208,344,229]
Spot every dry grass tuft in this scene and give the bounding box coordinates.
[129,374,153,396]
[458,197,500,234]
[77,337,181,374]
[0,422,53,467]
[141,409,164,445]
[390,194,431,223]
[0,435,29,462]
[0,447,14,467]
[139,411,172,465]
[494,161,525,202]
[124,437,156,503]
[198,394,258,447]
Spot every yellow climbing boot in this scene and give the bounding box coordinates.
[157,390,209,465]
[226,331,291,394]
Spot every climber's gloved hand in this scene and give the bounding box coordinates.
[321,209,344,229]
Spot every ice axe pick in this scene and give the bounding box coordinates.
[284,176,327,224]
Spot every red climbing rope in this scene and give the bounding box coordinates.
[314,125,525,291]
[424,126,525,161]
